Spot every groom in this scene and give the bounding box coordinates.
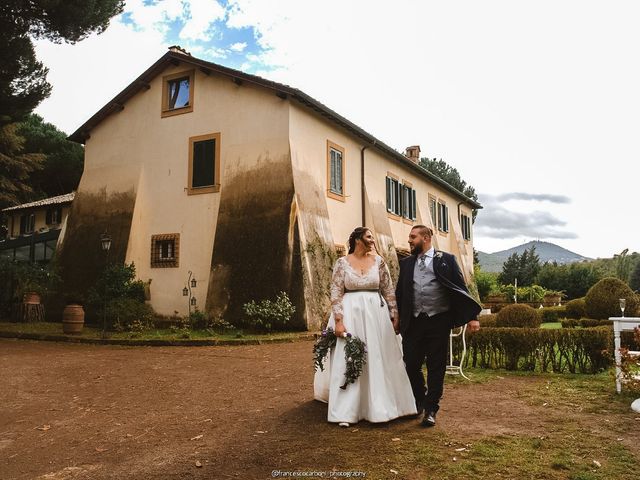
[395,225,481,427]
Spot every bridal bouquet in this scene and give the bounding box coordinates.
[313,327,367,389]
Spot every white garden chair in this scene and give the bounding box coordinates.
[446,323,469,380]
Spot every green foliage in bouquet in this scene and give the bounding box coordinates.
[313,327,367,389]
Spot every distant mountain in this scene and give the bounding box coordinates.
[478,241,591,273]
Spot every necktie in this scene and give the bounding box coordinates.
[418,255,426,270]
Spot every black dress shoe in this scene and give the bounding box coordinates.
[421,411,436,427]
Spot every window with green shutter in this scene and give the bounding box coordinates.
[461,213,471,240]
[192,139,215,188]
[437,201,449,233]
[401,184,417,221]
[188,133,221,195]
[386,176,401,216]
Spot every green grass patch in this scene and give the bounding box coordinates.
[0,321,308,342]
[371,429,640,479]
[541,322,563,329]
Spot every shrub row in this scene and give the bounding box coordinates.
[561,318,613,328]
[456,327,613,373]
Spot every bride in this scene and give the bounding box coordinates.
[314,227,417,426]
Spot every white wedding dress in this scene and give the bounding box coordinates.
[313,255,417,424]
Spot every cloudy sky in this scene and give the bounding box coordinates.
[34,0,639,259]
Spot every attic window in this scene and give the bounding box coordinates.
[161,70,194,117]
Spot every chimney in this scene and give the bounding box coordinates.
[168,45,191,56]
[405,145,421,163]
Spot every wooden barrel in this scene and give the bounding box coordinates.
[62,304,85,334]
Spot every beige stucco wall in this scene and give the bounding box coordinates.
[288,101,476,286]
[63,56,476,324]
[70,61,290,316]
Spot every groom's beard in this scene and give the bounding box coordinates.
[410,243,422,255]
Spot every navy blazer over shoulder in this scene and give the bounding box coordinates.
[395,250,482,333]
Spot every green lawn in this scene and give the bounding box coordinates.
[0,321,309,342]
[541,322,563,329]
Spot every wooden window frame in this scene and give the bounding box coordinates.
[401,180,417,224]
[161,70,195,118]
[437,200,449,234]
[188,132,221,195]
[326,140,346,202]
[428,194,437,227]
[461,213,471,241]
[46,207,62,225]
[20,213,35,235]
[386,172,401,220]
[151,233,180,268]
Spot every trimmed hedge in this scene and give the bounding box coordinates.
[564,298,586,319]
[585,277,639,319]
[496,304,541,328]
[538,306,566,323]
[561,318,613,328]
[478,314,497,327]
[460,326,613,373]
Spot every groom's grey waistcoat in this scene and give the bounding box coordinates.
[413,256,450,317]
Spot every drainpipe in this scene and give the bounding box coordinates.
[361,146,367,227]
[360,141,377,227]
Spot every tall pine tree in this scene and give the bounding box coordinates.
[498,246,541,286]
[0,1,122,211]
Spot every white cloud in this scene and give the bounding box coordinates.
[207,47,228,59]
[124,0,185,35]
[34,18,167,134]
[229,42,247,52]
[179,0,226,41]
[31,0,640,258]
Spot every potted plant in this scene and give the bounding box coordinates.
[485,291,507,303]
[16,263,51,305]
[543,290,564,306]
[14,263,54,322]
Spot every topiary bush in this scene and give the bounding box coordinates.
[539,306,566,323]
[564,298,586,319]
[584,277,639,319]
[496,304,541,328]
[478,313,497,327]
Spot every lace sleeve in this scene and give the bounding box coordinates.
[379,256,398,318]
[330,258,346,319]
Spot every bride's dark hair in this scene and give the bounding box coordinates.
[348,227,371,254]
